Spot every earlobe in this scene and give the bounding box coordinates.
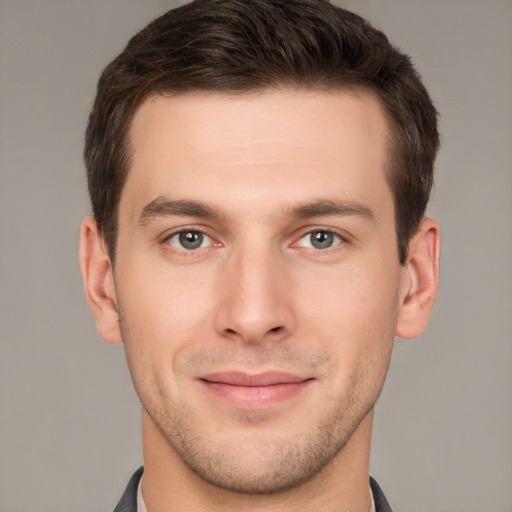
[395,218,440,340]
[79,216,122,344]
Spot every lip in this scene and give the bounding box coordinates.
[198,371,313,409]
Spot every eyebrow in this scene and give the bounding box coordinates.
[289,199,375,222]
[137,197,221,226]
[137,196,375,227]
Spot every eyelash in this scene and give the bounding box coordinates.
[294,229,345,251]
[161,227,348,254]
[162,228,218,253]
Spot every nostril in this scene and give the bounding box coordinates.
[268,326,282,334]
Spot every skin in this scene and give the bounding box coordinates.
[81,89,440,511]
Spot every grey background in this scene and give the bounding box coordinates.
[0,1,511,510]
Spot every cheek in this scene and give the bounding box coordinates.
[294,262,399,380]
[117,254,214,331]
[297,259,400,330]
[115,259,218,390]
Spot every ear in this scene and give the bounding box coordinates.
[79,216,122,344]
[395,218,440,339]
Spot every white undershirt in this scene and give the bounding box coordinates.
[369,491,376,512]
[137,477,148,512]
[137,477,376,512]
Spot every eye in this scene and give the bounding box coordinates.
[298,230,343,250]
[166,230,213,250]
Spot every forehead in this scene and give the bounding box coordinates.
[122,89,392,223]
[129,88,390,160]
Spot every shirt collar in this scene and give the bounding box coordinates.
[137,476,376,512]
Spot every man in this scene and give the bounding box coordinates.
[79,0,440,510]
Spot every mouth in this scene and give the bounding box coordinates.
[197,371,314,409]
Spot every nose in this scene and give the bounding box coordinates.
[214,242,296,345]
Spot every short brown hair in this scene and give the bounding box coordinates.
[84,0,439,265]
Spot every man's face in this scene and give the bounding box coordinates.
[113,90,406,493]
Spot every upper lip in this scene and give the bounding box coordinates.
[199,371,310,387]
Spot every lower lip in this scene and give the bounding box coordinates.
[200,380,312,409]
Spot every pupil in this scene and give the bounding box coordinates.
[311,231,333,249]
[180,231,203,249]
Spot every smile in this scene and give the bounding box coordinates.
[198,372,314,409]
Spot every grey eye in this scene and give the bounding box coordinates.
[299,230,341,250]
[168,230,212,250]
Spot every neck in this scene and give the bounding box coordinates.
[141,408,374,512]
